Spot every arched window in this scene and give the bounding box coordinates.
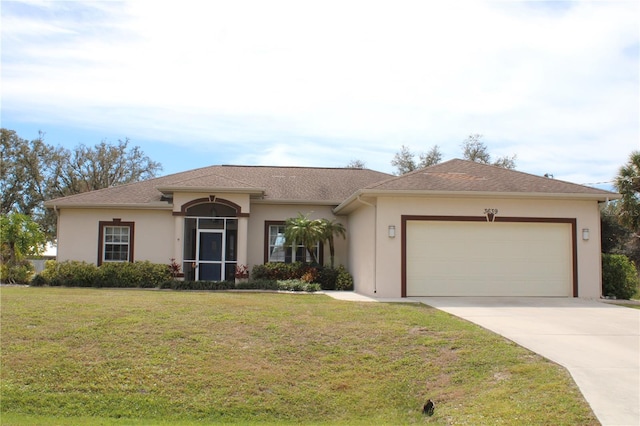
[185,202,237,217]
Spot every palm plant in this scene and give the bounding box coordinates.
[615,151,640,234]
[284,213,323,264]
[319,218,346,269]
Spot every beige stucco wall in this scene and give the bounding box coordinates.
[346,202,376,296]
[356,195,603,299]
[247,203,348,270]
[56,208,174,265]
[55,196,347,276]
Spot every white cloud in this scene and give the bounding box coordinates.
[1,0,638,183]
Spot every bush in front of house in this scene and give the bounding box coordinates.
[34,260,171,288]
[276,279,321,292]
[170,279,319,292]
[39,260,99,287]
[315,267,339,290]
[234,279,279,290]
[251,262,307,280]
[1,259,35,284]
[251,262,354,291]
[602,253,639,299]
[335,265,354,291]
[97,261,172,288]
[169,280,235,291]
[31,260,349,293]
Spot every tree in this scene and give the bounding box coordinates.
[391,145,417,175]
[346,159,366,169]
[601,202,631,254]
[391,136,516,175]
[47,138,162,198]
[392,144,442,174]
[418,145,443,168]
[284,213,323,264]
[1,129,62,219]
[1,129,163,240]
[319,219,346,268]
[0,213,46,283]
[461,134,517,169]
[461,133,491,163]
[492,154,517,170]
[615,151,640,234]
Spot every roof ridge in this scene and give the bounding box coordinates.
[219,164,381,171]
[365,158,615,195]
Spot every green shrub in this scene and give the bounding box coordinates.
[234,279,279,290]
[30,273,48,287]
[0,260,34,284]
[602,253,639,299]
[38,260,171,288]
[335,265,354,291]
[316,267,339,290]
[97,261,171,288]
[170,280,234,291]
[276,279,320,292]
[251,262,345,290]
[305,282,322,292]
[251,262,307,280]
[40,260,99,287]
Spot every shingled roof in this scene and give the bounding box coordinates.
[365,159,616,196]
[45,160,618,209]
[44,165,393,208]
[333,159,617,213]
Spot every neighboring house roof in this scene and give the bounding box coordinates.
[335,159,619,213]
[44,165,393,208]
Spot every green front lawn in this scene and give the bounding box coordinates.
[0,288,598,425]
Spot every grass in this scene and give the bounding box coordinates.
[617,303,640,310]
[1,287,598,425]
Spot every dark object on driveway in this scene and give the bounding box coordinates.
[423,399,435,416]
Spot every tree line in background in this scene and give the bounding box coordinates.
[1,128,162,240]
[347,134,517,174]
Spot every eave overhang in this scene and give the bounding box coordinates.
[333,189,621,215]
[43,202,173,210]
[250,199,341,206]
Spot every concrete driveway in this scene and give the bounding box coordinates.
[413,297,639,426]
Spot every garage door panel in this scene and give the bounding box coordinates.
[406,221,572,297]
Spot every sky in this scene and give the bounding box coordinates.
[1,0,639,191]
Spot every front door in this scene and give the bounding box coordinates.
[197,230,224,281]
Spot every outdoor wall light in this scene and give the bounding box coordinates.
[582,228,590,241]
[388,225,396,238]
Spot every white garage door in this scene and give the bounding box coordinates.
[406,221,573,297]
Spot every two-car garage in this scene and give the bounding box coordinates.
[402,217,577,297]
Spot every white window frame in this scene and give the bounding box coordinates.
[103,226,130,262]
[267,223,320,263]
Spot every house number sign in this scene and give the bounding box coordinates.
[484,208,498,222]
